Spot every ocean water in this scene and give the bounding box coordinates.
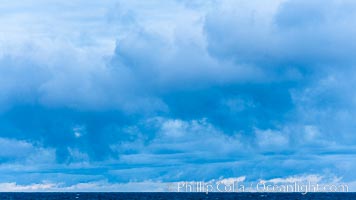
[0,192,354,200]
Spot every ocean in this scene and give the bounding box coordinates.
[0,192,354,200]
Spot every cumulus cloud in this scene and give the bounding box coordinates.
[0,174,350,192]
[0,0,356,191]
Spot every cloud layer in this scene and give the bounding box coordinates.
[1,0,356,191]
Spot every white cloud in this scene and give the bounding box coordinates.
[0,174,353,192]
[255,129,289,150]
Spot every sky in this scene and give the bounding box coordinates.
[0,0,356,192]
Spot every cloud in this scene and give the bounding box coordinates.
[0,174,350,192]
[0,137,55,164]
[255,129,289,150]
[0,0,356,191]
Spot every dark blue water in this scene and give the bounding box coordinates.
[0,192,354,200]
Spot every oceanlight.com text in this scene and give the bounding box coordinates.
[171,181,349,194]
